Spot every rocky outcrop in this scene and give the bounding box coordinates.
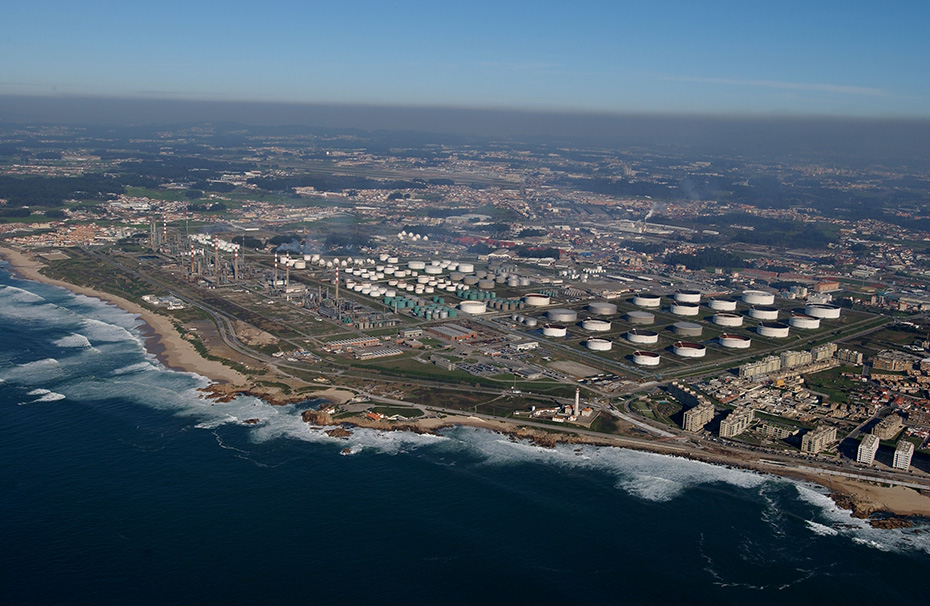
[302,409,333,425]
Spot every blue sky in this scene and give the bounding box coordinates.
[1,1,927,117]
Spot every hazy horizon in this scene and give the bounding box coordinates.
[2,2,927,118]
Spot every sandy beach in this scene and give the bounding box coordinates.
[0,246,246,385]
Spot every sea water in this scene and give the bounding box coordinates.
[0,265,928,604]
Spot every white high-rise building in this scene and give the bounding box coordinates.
[857,434,880,465]
[893,440,915,471]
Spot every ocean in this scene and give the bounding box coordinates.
[0,265,928,604]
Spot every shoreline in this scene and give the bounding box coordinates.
[311,409,930,524]
[0,246,247,385]
[3,245,928,524]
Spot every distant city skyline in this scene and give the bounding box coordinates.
[1,1,928,117]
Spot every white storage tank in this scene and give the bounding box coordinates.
[674,289,702,304]
[424,266,442,275]
[627,329,659,344]
[546,309,577,323]
[408,260,426,270]
[789,312,821,329]
[459,301,487,314]
[633,351,661,366]
[805,303,841,319]
[673,341,707,358]
[585,338,613,352]
[457,263,475,273]
[477,280,495,290]
[757,322,790,338]
[633,293,662,308]
[588,301,618,315]
[524,293,551,307]
[707,297,738,311]
[713,312,743,327]
[519,277,532,287]
[743,290,775,305]
[524,317,538,328]
[542,324,567,337]
[670,302,700,316]
[627,310,655,325]
[581,319,611,332]
[719,333,752,349]
[672,322,703,337]
[748,306,779,321]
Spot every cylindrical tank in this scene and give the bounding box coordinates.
[743,290,775,305]
[673,341,707,358]
[508,277,520,287]
[524,293,551,307]
[627,310,655,325]
[463,276,479,286]
[674,289,702,304]
[477,279,495,290]
[586,338,612,352]
[719,333,752,349]
[672,322,703,337]
[789,312,821,329]
[581,318,611,332]
[425,266,442,275]
[542,324,567,337]
[707,297,738,312]
[519,277,532,287]
[757,322,790,338]
[408,260,426,270]
[459,301,487,314]
[748,306,779,320]
[524,317,538,327]
[713,312,743,327]
[627,329,659,344]
[417,275,430,284]
[670,302,700,316]
[805,304,841,319]
[633,351,661,366]
[633,293,661,308]
[449,272,465,282]
[547,308,577,323]
[588,302,618,315]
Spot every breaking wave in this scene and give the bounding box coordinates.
[53,333,93,349]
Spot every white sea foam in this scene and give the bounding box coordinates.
[0,284,46,304]
[806,520,839,536]
[53,333,93,348]
[0,358,63,384]
[112,361,159,375]
[794,482,930,555]
[27,388,51,396]
[80,318,141,344]
[34,391,66,402]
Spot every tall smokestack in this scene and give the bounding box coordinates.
[214,240,219,280]
[274,253,278,290]
[190,240,194,275]
[573,388,580,417]
[285,253,290,291]
[233,246,239,281]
